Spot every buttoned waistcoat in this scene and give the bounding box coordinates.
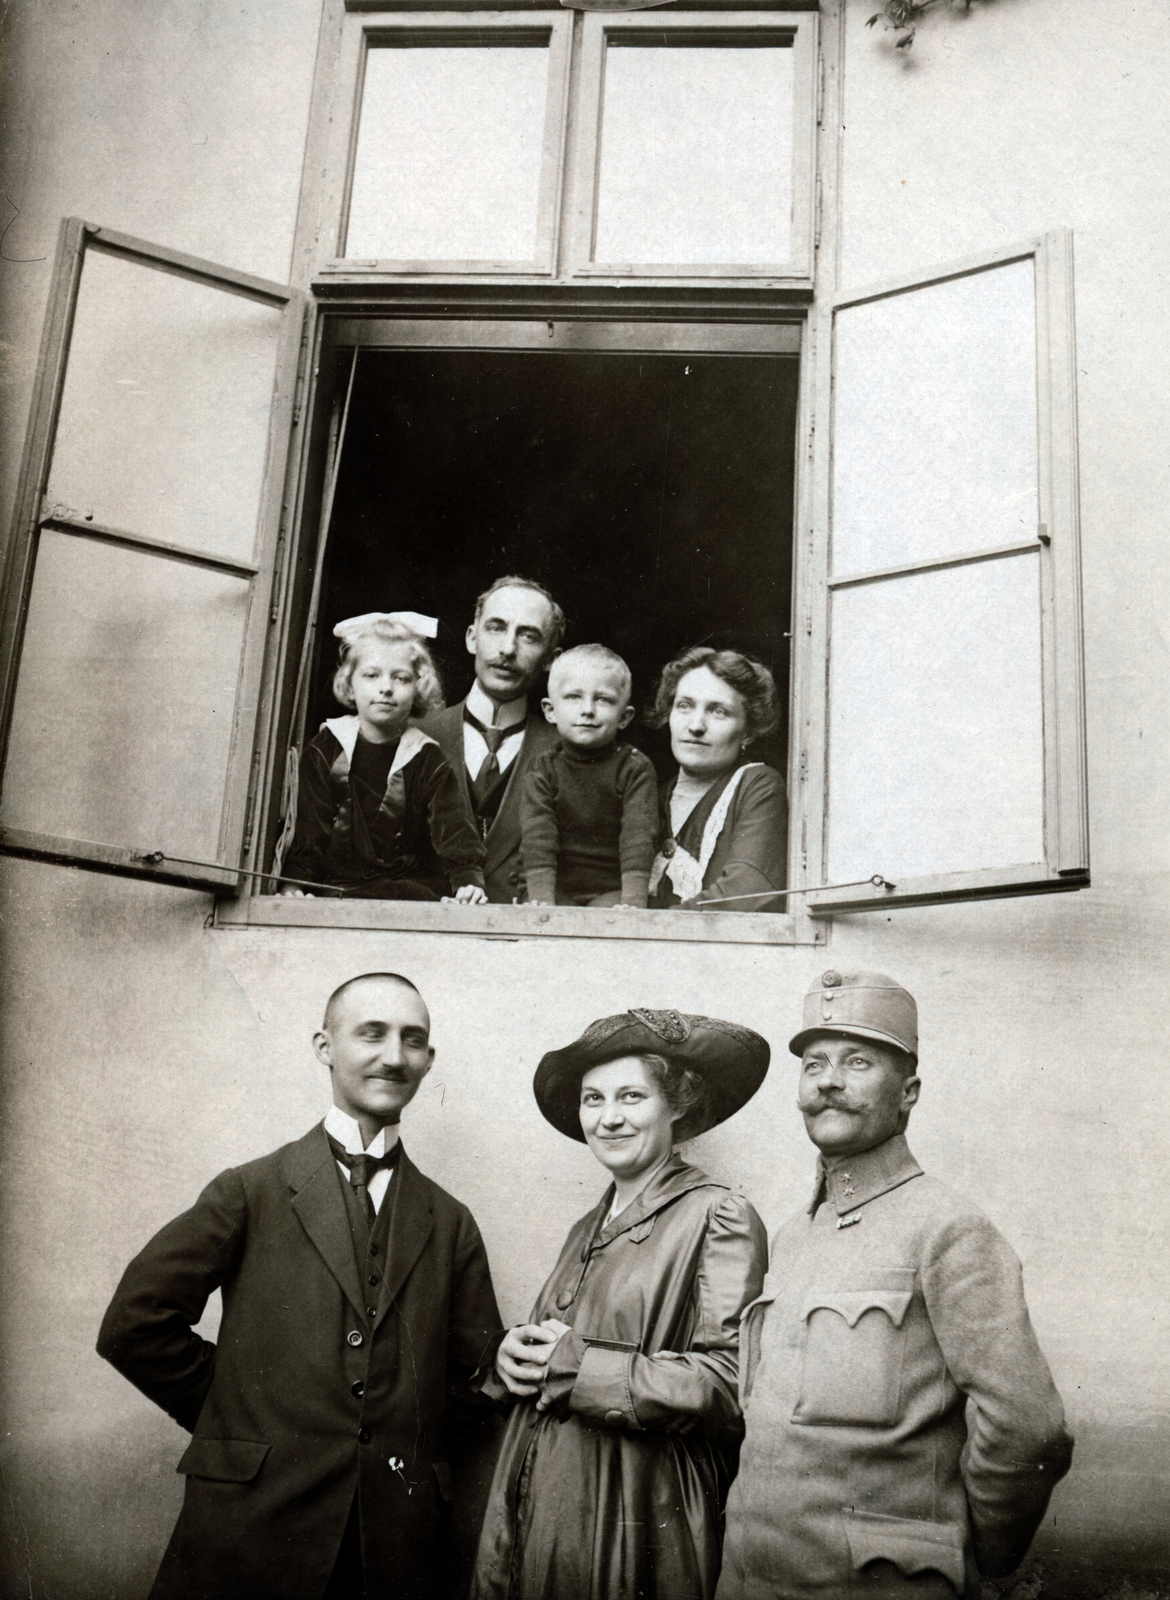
[716,1135,1073,1600]
[97,1126,502,1600]
[420,701,558,903]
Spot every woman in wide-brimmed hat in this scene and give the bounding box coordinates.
[470,1009,769,1600]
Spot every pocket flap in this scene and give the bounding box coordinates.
[842,1510,966,1592]
[176,1438,270,1483]
[801,1289,913,1328]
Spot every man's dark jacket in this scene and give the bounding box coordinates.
[97,1126,503,1600]
[420,699,557,904]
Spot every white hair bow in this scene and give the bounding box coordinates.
[333,611,439,642]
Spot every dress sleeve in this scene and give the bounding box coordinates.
[541,1192,768,1435]
[617,750,660,907]
[422,747,486,892]
[96,1167,249,1432]
[281,736,338,887]
[922,1211,1074,1578]
[518,754,561,905]
[687,766,787,912]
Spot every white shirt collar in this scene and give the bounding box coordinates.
[468,678,527,730]
[321,716,436,768]
[324,1104,401,1158]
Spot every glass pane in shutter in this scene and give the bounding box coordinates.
[0,531,251,860]
[46,250,284,565]
[347,44,550,262]
[832,260,1039,575]
[827,553,1044,882]
[594,43,793,266]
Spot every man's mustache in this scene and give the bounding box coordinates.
[801,1096,861,1114]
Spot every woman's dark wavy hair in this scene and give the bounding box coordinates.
[638,1052,710,1144]
[647,646,780,743]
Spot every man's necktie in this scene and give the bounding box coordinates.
[464,709,524,806]
[327,1135,396,1227]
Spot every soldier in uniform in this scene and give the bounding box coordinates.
[717,970,1073,1600]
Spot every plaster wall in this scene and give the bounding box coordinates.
[1,0,1169,1595]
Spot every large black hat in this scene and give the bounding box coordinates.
[534,1008,770,1143]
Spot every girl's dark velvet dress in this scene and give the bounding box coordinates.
[282,718,484,898]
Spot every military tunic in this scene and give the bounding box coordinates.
[717,1135,1073,1600]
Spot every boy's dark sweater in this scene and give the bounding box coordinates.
[519,739,659,905]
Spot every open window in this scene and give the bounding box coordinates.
[0,219,304,890]
[799,231,1088,914]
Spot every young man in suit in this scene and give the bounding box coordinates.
[98,972,503,1600]
[421,575,563,903]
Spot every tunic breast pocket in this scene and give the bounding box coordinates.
[792,1269,916,1427]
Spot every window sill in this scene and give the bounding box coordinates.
[214,895,822,946]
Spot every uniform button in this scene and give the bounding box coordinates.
[555,1291,573,1311]
[367,1307,378,1319]
[359,1428,371,1445]
[347,1331,363,1347]
[352,1381,365,1398]
[368,1275,379,1286]
[369,1245,379,1257]
[605,1409,623,1425]
[822,969,842,986]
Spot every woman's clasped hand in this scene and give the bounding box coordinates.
[495,1318,573,1407]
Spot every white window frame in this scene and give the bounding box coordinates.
[0,218,306,893]
[791,230,1088,915]
[568,10,817,285]
[313,10,574,279]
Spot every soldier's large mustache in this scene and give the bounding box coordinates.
[802,1095,861,1114]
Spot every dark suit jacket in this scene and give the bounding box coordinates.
[97,1127,502,1600]
[421,699,558,903]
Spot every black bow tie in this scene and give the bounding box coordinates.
[327,1133,398,1225]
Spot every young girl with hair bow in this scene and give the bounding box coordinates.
[280,613,487,903]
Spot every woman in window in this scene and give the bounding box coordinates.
[647,647,787,912]
[470,1008,768,1600]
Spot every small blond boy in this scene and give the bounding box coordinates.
[519,644,659,907]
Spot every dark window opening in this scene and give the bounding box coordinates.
[281,339,799,900]
[310,348,795,761]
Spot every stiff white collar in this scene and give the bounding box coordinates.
[324,1104,401,1158]
[322,716,436,769]
[467,679,527,731]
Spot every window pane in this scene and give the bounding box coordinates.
[827,553,1044,882]
[594,43,793,266]
[832,260,1039,574]
[0,530,250,861]
[347,44,550,262]
[46,250,284,565]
